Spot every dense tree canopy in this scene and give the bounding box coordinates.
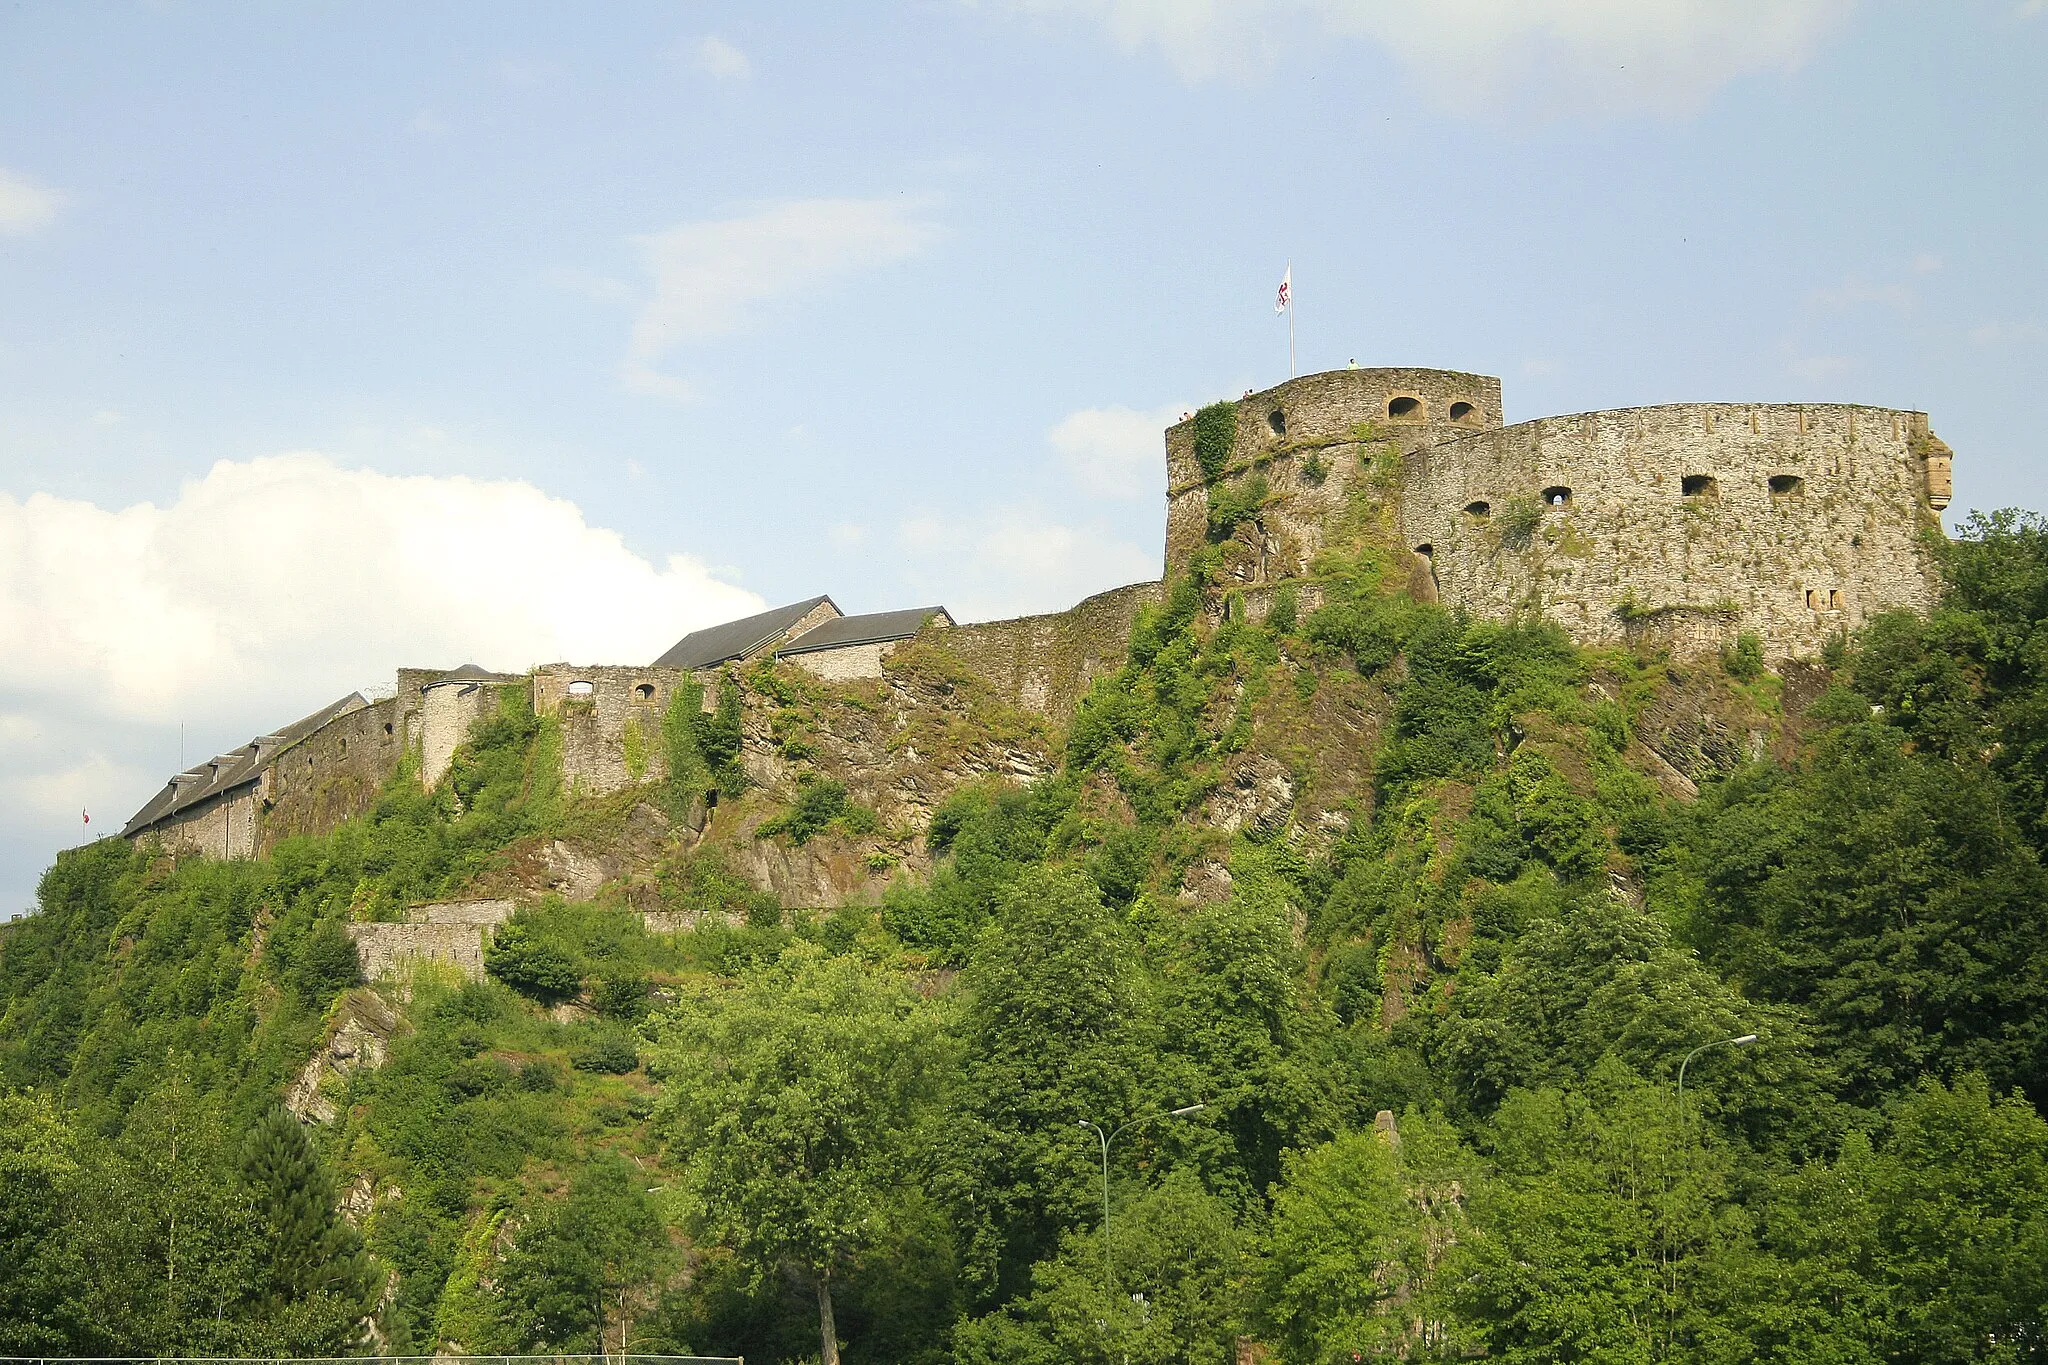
[3,509,2048,1360]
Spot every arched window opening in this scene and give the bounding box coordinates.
[1682,474,1719,499]
[1388,396,1423,420]
[1770,474,1805,496]
[1267,408,1286,437]
[384,722,394,736]
[1415,543,1434,559]
[1464,500,1491,519]
[1541,486,1572,507]
[635,683,655,701]
[338,738,346,755]
[567,680,595,698]
[1805,589,1820,609]
[1829,590,1842,610]
[1449,401,1477,423]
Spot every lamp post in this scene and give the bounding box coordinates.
[1676,1033,1758,1123]
[1079,1104,1206,1295]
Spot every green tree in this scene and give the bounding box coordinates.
[649,942,949,1365]
[240,1105,381,1347]
[955,1172,1246,1365]
[499,1158,667,1351]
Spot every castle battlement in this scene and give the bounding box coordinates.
[1168,370,1950,660]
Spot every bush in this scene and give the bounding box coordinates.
[569,1028,640,1074]
[484,922,580,1002]
[1207,473,1269,540]
[286,916,362,1006]
[1725,630,1767,680]
[1192,400,1238,482]
[1266,584,1299,635]
[756,778,877,845]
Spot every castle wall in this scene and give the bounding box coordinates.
[534,663,691,797]
[1165,367,1503,581]
[1400,404,1946,659]
[420,679,524,790]
[786,640,897,681]
[259,696,403,849]
[937,580,1166,717]
[143,785,260,860]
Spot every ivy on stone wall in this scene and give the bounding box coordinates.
[1193,400,1238,483]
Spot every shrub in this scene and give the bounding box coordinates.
[1725,630,1767,680]
[484,922,580,1002]
[1299,451,1329,485]
[569,1028,641,1074]
[756,778,878,845]
[1192,400,1238,482]
[1207,473,1269,540]
[1266,584,1299,635]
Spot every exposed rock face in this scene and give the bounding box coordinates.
[286,987,403,1123]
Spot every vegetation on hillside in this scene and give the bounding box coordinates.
[4,512,2048,1362]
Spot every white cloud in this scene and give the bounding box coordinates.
[0,168,66,235]
[1969,320,2045,346]
[0,454,764,912]
[1780,344,1854,382]
[994,0,1854,117]
[1806,275,1914,310]
[897,505,1156,621]
[1049,402,1184,499]
[691,35,754,80]
[625,196,943,401]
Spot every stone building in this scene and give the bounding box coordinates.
[777,606,955,680]
[652,595,842,671]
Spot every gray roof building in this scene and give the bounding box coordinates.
[121,692,369,837]
[777,606,953,657]
[652,596,839,670]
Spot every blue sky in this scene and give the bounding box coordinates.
[2,0,2044,915]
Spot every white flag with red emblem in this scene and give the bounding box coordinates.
[1275,265,1291,314]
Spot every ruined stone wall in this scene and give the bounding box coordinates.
[347,898,513,983]
[259,696,402,849]
[535,663,691,797]
[938,580,1166,718]
[1400,404,1947,659]
[421,679,524,789]
[1165,367,1504,582]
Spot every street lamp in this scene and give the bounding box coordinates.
[1079,1103,1206,1295]
[1676,1033,1758,1123]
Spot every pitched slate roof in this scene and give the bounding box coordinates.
[652,596,839,670]
[777,606,952,656]
[121,692,368,838]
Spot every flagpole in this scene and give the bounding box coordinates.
[1289,285,1296,378]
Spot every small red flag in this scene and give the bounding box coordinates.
[82,806,90,826]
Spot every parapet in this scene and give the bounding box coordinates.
[1402,402,1949,658]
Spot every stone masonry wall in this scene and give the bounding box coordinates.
[1165,367,1504,582]
[1401,404,1946,659]
[143,786,259,860]
[421,679,524,790]
[259,696,403,849]
[938,580,1166,718]
[534,663,691,797]
[785,640,896,682]
[348,898,514,983]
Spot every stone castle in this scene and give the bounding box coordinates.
[122,364,1955,861]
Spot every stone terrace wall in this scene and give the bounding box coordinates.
[348,899,514,983]
[1401,403,1946,659]
[938,581,1166,718]
[535,663,692,798]
[260,696,403,850]
[1165,367,1504,581]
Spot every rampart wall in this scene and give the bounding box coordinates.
[1165,367,1503,581]
[1402,403,1945,658]
[259,695,403,848]
[935,580,1166,717]
[534,663,693,798]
